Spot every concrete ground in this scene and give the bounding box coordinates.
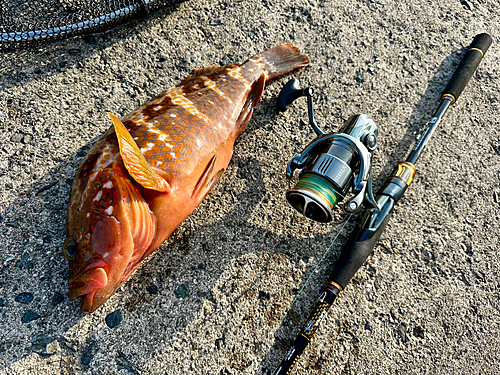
[1,0,499,374]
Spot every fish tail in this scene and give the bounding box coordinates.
[249,44,310,82]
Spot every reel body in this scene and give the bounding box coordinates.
[279,79,379,223]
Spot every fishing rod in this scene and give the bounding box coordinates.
[273,33,492,375]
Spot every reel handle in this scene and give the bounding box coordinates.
[441,33,492,104]
[277,78,310,112]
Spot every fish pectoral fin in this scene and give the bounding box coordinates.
[206,168,225,191]
[235,72,266,131]
[191,154,217,200]
[108,113,171,193]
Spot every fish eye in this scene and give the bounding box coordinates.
[63,240,77,259]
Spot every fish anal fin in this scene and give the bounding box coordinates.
[191,154,217,201]
[108,113,171,193]
[236,72,266,131]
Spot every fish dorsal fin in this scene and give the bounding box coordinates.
[191,154,217,201]
[108,113,171,193]
[236,72,266,131]
[180,64,239,85]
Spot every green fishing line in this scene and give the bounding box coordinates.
[295,173,339,210]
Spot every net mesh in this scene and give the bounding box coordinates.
[0,0,172,50]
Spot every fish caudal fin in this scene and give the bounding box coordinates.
[249,44,310,82]
[108,113,171,193]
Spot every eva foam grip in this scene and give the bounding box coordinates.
[442,33,492,104]
[329,213,391,289]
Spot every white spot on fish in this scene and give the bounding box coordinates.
[103,181,113,189]
[94,190,103,201]
[105,206,113,216]
[170,114,177,117]
[103,252,109,258]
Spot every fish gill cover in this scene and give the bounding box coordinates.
[0,0,181,51]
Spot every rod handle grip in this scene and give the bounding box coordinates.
[441,33,492,104]
[329,211,391,288]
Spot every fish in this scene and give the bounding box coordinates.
[63,44,309,313]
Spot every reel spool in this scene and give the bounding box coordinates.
[278,79,380,223]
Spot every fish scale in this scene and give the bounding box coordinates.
[63,44,309,313]
[120,65,255,175]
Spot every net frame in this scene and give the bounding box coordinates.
[0,0,170,50]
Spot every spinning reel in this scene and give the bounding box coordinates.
[278,79,380,223]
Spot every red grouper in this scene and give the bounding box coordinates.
[63,44,309,313]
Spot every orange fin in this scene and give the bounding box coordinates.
[236,72,266,131]
[180,64,239,85]
[108,113,171,193]
[206,168,225,191]
[249,44,309,82]
[191,154,217,200]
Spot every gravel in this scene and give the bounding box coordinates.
[0,0,499,374]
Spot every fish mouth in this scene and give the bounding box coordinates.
[68,267,108,303]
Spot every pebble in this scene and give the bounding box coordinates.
[413,326,425,338]
[6,222,20,229]
[365,321,373,332]
[15,253,34,269]
[69,49,81,56]
[15,292,33,304]
[106,310,122,328]
[21,310,40,323]
[396,323,408,343]
[31,334,53,354]
[258,291,271,300]
[46,340,61,354]
[174,283,189,298]
[83,35,97,45]
[51,292,65,306]
[81,342,96,365]
[21,134,33,144]
[0,341,13,353]
[36,181,58,195]
[10,133,23,143]
[116,351,139,374]
[146,284,159,295]
[77,149,87,157]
